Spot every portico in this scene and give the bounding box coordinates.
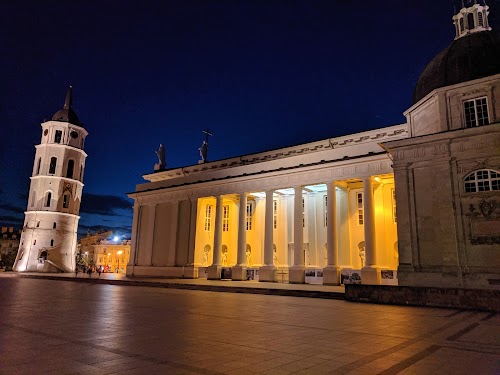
[127,125,405,284]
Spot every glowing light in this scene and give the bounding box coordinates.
[113,236,119,242]
[108,253,111,256]
[117,250,123,255]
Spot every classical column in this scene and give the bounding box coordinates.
[207,195,223,279]
[184,197,199,278]
[260,190,276,282]
[361,176,381,284]
[126,204,141,276]
[232,193,247,281]
[323,182,341,285]
[290,186,305,283]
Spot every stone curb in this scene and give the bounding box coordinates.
[16,274,346,300]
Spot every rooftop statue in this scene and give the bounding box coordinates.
[154,144,166,171]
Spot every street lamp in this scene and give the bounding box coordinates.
[117,250,123,273]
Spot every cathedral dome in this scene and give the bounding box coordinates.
[413,30,500,104]
[51,86,82,126]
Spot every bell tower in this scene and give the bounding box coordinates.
[14,87,88,272]
[453,0,492,40]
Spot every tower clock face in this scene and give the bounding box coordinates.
[70,131,78,139]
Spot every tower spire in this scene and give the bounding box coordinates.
[63,86,73,110]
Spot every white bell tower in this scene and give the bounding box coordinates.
[14,87,88,272]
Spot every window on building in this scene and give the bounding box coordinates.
[467,13,474,29]
[478,11,484,27]
[464,169,500,193]
[45,192,52,207]
[36,157,41,175]
[33,240,36,245]
[80,164,83,181]
[464,97,489,128]
[392,189,397,223]
[66,160,74,179]
[460,18,464,32]
[273,200,278,229]
[357,192,364,225]
[53,222,56,229]
[246,202,253,231]
[63,193,70,208]
[19,252,24,260]
[36,221,40,228]
[54,130,62,143]
[324,195,328,227]
[49,157,57,174]
[204,204,212,231]
[222,205,229,232]
[31,191,36,207]
[50,239,54,246]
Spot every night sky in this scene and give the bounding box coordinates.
[1,0,498,238]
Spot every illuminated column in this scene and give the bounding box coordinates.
[232,192,247,281]
[361,176,381,284]
[207,195,223,279]
[323,182,341,285]
[184,197,199,278]
[126,204,141,276]
[260,190,276,282]
[290,186,305,283]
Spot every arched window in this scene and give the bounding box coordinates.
[54,130,62,144]
[49,157,57,174]
[464,169,500,193]
[45,192,52,207]
[460,18,464,32]
[80,164,84,181]
[36,221,40,228]
[467,13,475,30]
[478,11,484,27]
[36,157,41,175]
[63,193,70,208]
[53,222,57,229]
[66,160,75,179]
[50,239,54,247]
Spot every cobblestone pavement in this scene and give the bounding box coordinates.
[0,277,498,375]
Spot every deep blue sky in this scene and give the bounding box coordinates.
[1,0,498,237]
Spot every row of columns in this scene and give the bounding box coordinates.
[203,177,379,284]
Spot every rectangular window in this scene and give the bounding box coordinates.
[273,200,278,229]
[246,203,253,231]
[357,192,364,225]
[204,204,212,232]
[391,189,397,223]
[464,97,489,128]
[222,205,229,232]
[323,195,328,227]
[54,130,62,143]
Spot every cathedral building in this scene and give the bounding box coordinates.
[124,2,496,288]
[14,87,88,273]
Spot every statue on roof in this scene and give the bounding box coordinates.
[198,128,213,164]
[154,144,166,171]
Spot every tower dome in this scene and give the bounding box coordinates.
[413,1,500,104]
[51,86,82,126]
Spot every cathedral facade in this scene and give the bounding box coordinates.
[127,2,500,288]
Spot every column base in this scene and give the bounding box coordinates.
[323,266,341,285]
[361,266,381,285]
[289,266,306,284]
[259,265,276,282]
[231,265,247,281]
[126,265,134,277]
[207,265,222,280]
[183,265,199,279]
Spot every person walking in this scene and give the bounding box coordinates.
[97,267,102,278]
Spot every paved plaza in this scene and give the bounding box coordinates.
[0,276,499,375]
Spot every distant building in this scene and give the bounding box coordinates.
[14,87,88,273]
[77,231,131,273]
[0,227,22,264]
[127,2,499,288]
